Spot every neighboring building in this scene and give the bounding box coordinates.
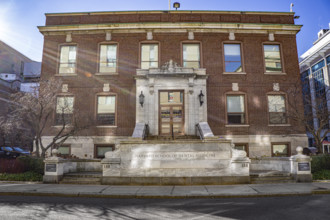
[20,61,41,93]
[299,24,330,148]
[38,10,307,159]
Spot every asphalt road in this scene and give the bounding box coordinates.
[0,195,330,219]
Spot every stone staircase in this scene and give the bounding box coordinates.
[250,170,295,184]
[60,172,102,185]
[145,135,200,141]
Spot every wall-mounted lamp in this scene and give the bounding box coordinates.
[198,90,204,106]
[173,2,180,10]
[139,91,145,107]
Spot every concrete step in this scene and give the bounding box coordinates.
[60,172,102,185]
[250,170,294,184]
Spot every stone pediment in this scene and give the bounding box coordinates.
[136,59,206,77]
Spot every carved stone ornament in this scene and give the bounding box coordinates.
[66,33,72,42]
[161,59,179,73]
[269,33,275,41]
[147,31,153,40]
[232,83,239,91]
[62,84,68,93]
[106,32,112,41]
[103,83,110,92]
[229,32,235,41]
[273,83,280,91]
[188,31,194,40]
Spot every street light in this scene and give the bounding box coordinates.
[139,91,145,107]
[198,90,204,106]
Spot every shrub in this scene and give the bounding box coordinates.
[313,170,330,180]
[0,159,25,173]
[0,171,43,182]
[17,156,44,175]
[311,155,330,173]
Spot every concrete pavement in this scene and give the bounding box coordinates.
[1,182,330,198]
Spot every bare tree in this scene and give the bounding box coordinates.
[287,81,329,153]
[10,77,91,158]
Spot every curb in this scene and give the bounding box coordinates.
[0,191,325,199]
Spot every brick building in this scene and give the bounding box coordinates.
[38,10,307,158]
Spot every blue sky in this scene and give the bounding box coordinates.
[0,0,329,61]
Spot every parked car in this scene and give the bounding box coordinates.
[303,147,318,156]
[0,146,19,158]
[12,147,31,156]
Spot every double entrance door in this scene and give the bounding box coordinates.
[159,90,184,136]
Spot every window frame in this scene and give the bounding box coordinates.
[271,142,291,157]
[94,144,115,159]
[181,41,202,68]
[267,93,288,125]
[54,95,75,126]
[95,93,117,127]
[57,44,78,76]
[225,93,248,125]
[139,42,160,69]
[97,42,119,75]
[262,43,285,75]
[222,42,245,74]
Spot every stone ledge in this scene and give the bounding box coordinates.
[101,176,250,185]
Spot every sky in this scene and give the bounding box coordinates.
[0,0,329,62]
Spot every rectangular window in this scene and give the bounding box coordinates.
[95,145,114,158]
[272,143,290,157]
[224,44,242,72]
[268,95,287,124]
[183,44,200,68]
[264,44,282,72]
[59,45,76,74]
[141,44,158,69]
[227,95,245,124]
[97,96,116,125]
[55,96,74,125]
[99,44,117,73]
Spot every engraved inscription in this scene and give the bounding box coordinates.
[133,152,217,160]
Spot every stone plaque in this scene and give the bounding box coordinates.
[46,164,57,172]
[199,122,214,137]
[298,162,310,171]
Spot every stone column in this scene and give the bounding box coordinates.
[101,150,121,177]
[43,149,65,183]
[230,147,251,177]
[290,146,312,182]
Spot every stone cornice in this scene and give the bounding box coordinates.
[38,22,302,35]
[45,10,295,17]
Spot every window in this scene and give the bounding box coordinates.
[95,145,114,158]
[141,44,158,69]
[268,95,287,124]
[227,95,245,124]
[97,96,116,125]
[272,143,290,157]
[263,44,282,72]
[224,44,242,72]
[59,45,76,74]
[183,44,200,68]
[55,96,74,125]
[234,143,249,157]
[99,44,117,73]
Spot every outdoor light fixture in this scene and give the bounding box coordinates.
[173,2,180,10]
[198,90,204,106]
[139,91,145,107]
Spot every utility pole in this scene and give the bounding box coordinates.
[169,0,171,10]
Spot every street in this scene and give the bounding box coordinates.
[0,195,330,219]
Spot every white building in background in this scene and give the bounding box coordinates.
[21,61,41,93]
[299,23,330,148]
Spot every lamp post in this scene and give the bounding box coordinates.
[173,2,180,10]
[198,90,204,106]
[139,91,145,107]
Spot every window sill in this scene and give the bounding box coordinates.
[52,125,73,128]
[225,124,250,127]
[96,125,117,128]
[55,73,78,77]
[223,72,246,75]
[268,124,291,127]
[264,72,286,75]
[95,72,118,76]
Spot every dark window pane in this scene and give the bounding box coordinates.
[269,112,287,124]
[228,113,245,124]
[55,113,73,125]
[97,113,115,125]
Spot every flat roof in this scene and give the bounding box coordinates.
[45,10,295,17]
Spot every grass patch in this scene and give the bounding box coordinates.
[0,171,43,182]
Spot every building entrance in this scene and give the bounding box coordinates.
[159,90,184,136]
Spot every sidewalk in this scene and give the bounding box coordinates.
[1,182,330,198]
